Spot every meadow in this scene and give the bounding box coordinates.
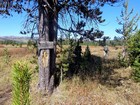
[0,44,140,105]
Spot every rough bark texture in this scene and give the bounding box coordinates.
[38,0,58,95]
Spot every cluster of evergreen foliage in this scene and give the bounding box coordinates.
[57,39,102,81]
[12,61,31,105]
[127,31,140,82]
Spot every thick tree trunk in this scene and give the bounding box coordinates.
[37,0,58,95]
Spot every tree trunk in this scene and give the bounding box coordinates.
[37,0,58,95]
[122,38,127,59]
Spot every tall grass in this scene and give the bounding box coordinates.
[3,48,10,64]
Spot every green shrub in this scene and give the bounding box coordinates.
[12,61,31,105]
[83,45,91,61]
[132,56,140,82]
[57,40,83,80]
[69,41,82,75]
[127,31,140,65]
[56,39,75,81]
[127,31,140,81]
[58,48,70,82]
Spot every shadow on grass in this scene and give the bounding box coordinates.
[97,58,129,88]
[55,55,129,88]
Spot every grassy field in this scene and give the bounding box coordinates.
[0,44,140,105]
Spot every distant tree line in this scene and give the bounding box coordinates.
[0,40,25,47]
[108,36,123,46]
[58,36,124,47]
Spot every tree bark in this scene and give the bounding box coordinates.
[38,0,58,95]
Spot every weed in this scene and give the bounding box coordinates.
[3,48,10,64]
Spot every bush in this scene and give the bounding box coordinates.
[57,40,83,80]
[132,56,140,82]
[83,45,91,61]
[69,41,82,75]
[127,31,140,65]
[56,39,76,81]
[127,31,140,81]
[12,61,31,105]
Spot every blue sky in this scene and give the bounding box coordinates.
[0,12,27,36]
[100,0,140,39]
[0,0,140,39]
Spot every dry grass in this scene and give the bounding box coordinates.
[0,45,140,105]
[81,45,122,59]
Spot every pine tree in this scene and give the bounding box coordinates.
[116,0,140,58]
[127,31,140,82]
[84,45,91,61]
[12,61,31,105]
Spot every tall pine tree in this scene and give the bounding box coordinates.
[116,0,140,58]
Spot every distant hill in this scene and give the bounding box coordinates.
[0,36,38,43]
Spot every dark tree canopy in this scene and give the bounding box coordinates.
[0,0,122,40]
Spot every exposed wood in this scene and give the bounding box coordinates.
[38,41,54,50]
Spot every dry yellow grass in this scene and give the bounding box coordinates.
[81,45,122,59]
[0,45,140,105]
